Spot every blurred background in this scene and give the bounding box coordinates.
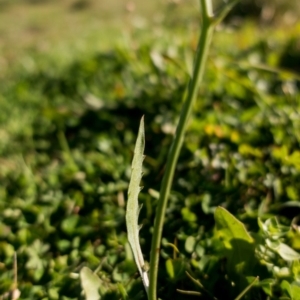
[0,1,300,299]
[0,0,299,74]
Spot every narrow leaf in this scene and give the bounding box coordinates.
[126,116,149,294]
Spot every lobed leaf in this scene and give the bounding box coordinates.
[126,116,149,295]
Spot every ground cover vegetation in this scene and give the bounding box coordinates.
[0,0,300,299]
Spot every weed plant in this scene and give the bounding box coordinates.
[0,0,300,299]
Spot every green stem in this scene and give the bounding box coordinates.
[148,1,215,299]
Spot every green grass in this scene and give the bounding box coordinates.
[1,0,300,299]
[0,0,166,74]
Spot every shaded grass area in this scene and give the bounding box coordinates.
[1,0,300,299]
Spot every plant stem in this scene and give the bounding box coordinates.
[148,1,215,299]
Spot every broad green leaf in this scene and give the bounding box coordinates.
[80,267,101,300]
[126,116,149,295]
[280,280,300,300]
[291,283,300,300]
[185,236,196,253]
[181,207,197,223]
[215,207,254,246]
[214,207,256,289]
[276,243,300,261]
[61,215,79,235]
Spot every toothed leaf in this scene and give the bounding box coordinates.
[126,116,149,294]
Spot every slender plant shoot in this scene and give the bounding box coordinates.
[126,116,149,295]
[148,1,240,298]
